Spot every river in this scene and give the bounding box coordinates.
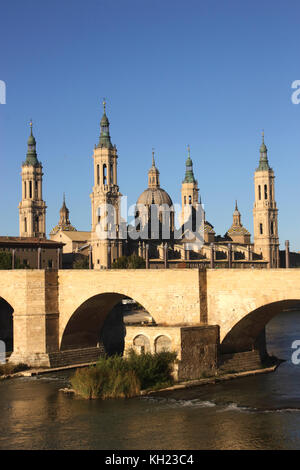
[1,310,300,450]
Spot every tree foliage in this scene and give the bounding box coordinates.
[112,254,145,269]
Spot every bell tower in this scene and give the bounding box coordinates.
[19,121,46,238]
[90,100,122,268]
[180,145,201,227]
[253,132,279,267]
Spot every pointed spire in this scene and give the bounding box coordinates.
[62,192,66,209]
[152,148,156,167]
[183,145,196,183]
[98,98,113,148]
[50,193,77,234]
[257,130,270,171]
[233,200,241,226]
[148,149,160,188]
[59,193,70,225]
[24,120,39,166]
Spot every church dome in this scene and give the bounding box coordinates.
[137,188,173,207]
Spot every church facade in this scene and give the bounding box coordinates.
[15,103,281,269]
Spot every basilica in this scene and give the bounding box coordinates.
[15,101,281,269]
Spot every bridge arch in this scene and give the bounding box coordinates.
[60,291,154,351]
[0,296,14,353]
[221,299,300,355]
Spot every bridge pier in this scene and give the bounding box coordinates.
[9,270,60,367]
[124,324,220,381]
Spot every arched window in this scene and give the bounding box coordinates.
[110,163,113,184]
[24,181,27,199]
[103,164,107,185]
[189,195,192,204]
[260,223,263,235]
[24,217,27,233]
[155,335,172,353]
[97,165,100,185]
[258,185,261,200]
[29,181,32,199]
[271,221,274,235]
[264,184,268,200]
[133,335,150,354]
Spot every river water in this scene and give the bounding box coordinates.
[1,311,300,450]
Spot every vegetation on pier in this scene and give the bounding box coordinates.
[0,363,29,376]
[111,255,145,269]
[70,350,177,399]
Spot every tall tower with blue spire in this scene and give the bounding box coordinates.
[18,121,46,238]
[253,131,279,267]
[180,145,200,224]
[90,100,123,268]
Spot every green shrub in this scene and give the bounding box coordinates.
[70,357,141,399]
[112,255,145,269]
[73,257,89,269]
[70,350,177,399]
[126,349,177,390]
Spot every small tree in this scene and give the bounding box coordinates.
[112,254,145,269]
[0,252,12,269]
[73,257,89,269]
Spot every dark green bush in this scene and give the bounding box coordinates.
[112,255,145,269]
[70,350,177,399]
[126,349,177,390]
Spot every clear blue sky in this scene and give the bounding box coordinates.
[1,0,299,250]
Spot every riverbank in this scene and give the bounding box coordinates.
[0,360,279,390]
[57,362,279,397]
[142,363,279,396]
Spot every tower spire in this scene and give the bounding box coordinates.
[152,148,155,167]
[148,149,160,188]
[98,98,112,148]
[25,119,39,166]
[257,130,270,171]
[183,145,196,183]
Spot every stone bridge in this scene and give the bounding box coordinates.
[1,269,300,379]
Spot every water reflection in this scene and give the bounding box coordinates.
[1,311,300,449]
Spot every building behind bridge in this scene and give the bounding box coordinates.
[2,103,298,270]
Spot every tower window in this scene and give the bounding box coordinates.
[264,184,268,200]
[271,221,274,235]
[103,164,107,185]
[24,217,27,233]
[258,185,261,200]
[35,181,38,198]
[259,223,263,235]
[184,196,186,205]
[189,195,192,204]
[97,165,100,185]
[29,181,32,199]
[110,164,113,183]
[24,182,27,199]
